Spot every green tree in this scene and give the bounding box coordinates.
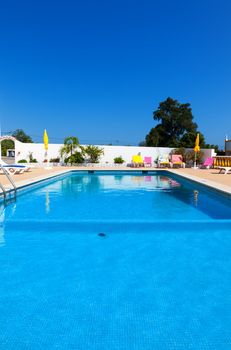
[205,143,220,154]
[179,132,219,152]
[83,145,104,163]
[60,136,79,158]
[144,97,219,151]
[179,131,206,148]
[1,140,14,156]
[12,129,33,143]
[145,125,167,146]
[146,97,197,147]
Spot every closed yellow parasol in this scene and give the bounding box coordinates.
[193,133,200,168]
[194,133,200,153]
[43,129,49,151]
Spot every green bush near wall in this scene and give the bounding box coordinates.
[114,156,125,164]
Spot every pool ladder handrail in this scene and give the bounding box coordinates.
[0,166,17,199]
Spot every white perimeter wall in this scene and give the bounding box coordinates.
[14,142,63,163]
[14,141,216,165]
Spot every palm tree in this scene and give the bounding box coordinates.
[60,136,79,159]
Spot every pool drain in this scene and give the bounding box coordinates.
[98,233,106,237]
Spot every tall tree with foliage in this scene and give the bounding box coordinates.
[179,131,206,148]
[145,97,198,147]
[145,125,166,147]
[12,129,33,143]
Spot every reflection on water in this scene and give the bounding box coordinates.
[56,174,181,193]
[194,190,199,206]
[145,176,152,182]
[60,174,102,194]
[45,190,50,213]
[2,173,231,222]
[0,199,17,247]
[99,175,181,191]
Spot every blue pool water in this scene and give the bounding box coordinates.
[0,171,231,349]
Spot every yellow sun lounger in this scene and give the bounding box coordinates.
[131,155,144,167]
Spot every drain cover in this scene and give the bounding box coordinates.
[98,233,106,237]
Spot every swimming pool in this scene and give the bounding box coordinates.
[0,171,231,349]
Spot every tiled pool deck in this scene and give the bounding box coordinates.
[0,166,231,195]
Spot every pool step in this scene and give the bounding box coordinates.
[5,220,231,234]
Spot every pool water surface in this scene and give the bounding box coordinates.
[0,171,231,350]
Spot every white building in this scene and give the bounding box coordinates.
[225,139,231,155]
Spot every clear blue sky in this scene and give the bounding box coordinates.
[0,0,230,148]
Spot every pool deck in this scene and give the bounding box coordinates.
[0,166,230,195]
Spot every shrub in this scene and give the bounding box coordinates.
[18,159,28,163]
[185,150,204,164]
[50,158,60,163]
[114,156,125,164]
[83,145,104,163]
[65,152,84,165]
[27,152,37,163]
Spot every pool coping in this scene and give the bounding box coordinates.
[1,167,231,197]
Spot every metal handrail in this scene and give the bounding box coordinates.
[0,166,17,193]
[0,182,6,199]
